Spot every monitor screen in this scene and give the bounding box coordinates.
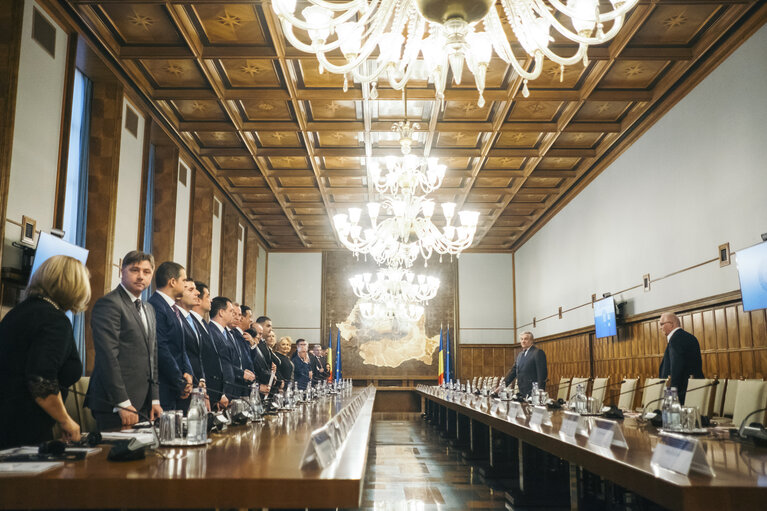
[29,232,89,285]
[594,295,617,338]
[736,241,767,312]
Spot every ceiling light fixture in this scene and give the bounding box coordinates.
[272,0,639,106]
[350,267,440,304]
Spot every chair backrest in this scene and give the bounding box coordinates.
[711,378,727,417]
[569,377,590,399]
[591,377,609,405]
[722,379,740,416]
[733,380,767,426]
[557,377,571,401]
[618,378,639,410]
[684,378,714,416]
[641,378,667,410]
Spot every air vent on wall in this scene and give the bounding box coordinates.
[124,106,139,138]
[32,8,56,59]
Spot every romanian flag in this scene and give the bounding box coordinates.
[327,328,333,381]
[438,325,444,385]
[445,324,451,384]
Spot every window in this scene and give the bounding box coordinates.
[62,69,92,366]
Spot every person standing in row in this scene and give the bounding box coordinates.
[501,331,548,398]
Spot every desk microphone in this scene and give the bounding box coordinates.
[640,380,719,425]
[590,379,625,395]
[736,407,767,447]
[614,377,667,401]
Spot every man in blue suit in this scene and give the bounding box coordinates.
[208,297,256,400]
[502,331,548,398]
[191,282,227,410]
[148,261,194,410]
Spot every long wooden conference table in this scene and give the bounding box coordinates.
[0,387,376,509]
[419,386,767,511]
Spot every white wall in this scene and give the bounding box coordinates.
[459,253,515,344]
[172,159,191,266]
[255,245,267,315]
[266,253,322,343]
[3,1,68,268]
[515,25,767,339]
[209,198,222,296]
[235,223,244,302]
[110,98,145,286]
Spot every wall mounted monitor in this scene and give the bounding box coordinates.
[29,231,89,284]
[594,295,617,339]
[736,241,767,312]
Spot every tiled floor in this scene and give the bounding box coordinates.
[348,416,507,511]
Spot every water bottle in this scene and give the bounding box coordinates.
[573,383,587,414]
[661,388,672,428]
[187,387,207,443]
[667,388,682,431]
[531,382,540,405]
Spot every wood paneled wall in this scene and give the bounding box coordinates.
[83,80,122,372]
[219,202,238,300]
[150,143,179,266]
[458,294,767,405]
[188,168,213,285]
[0,1,23,266]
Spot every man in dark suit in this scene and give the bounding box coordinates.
[659,312,704,405]
[249,321,278,395]
[191,282,227,410]
[208,297,257,399]
[228,306,256,398]
[148,262,194,410]
[86,251,163,430]
[177,280,208,409]
[502,331,548,397]
[310,344,326,385]
[253,316,283,392]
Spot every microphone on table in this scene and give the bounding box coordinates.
[734,407,767,447]
[590,379,626,395]
[64,386,162,461]
[640,380,719,427]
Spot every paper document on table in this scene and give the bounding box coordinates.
[0,462,64,475]
[101,431,158,449]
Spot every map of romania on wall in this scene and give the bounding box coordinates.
[337,302,440,368]
[323,251,457,378]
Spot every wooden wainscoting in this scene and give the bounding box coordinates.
[457,293,767,407]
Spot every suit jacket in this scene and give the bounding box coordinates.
[251,340,274,387]
[310,353,325,384]
[503,345,548,397]
[275,352,294,382]
[148,292,193,394]
[230,329,256,396]
[180,313,205,385]
[659,329,704,405]
[86,286,159,413]
[191,316,225,404]
[208,322,239,399]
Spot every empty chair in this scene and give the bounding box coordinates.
[618,378,639,410]
[557,377,571,401]
[711,378,727,417]
[569,377,590,399]
[684,378,714,416]
[722,379,740,417]
[641,377,668,411]
[591,377,610,405]
[732,380,767,426]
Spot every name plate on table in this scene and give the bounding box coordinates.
[300,426,336,469]
[588,418,629,450]
[507,402,526,421]
[530,406,552,427]
[490,400,500,415]
[651,433,714,477]
[560,411,589,438]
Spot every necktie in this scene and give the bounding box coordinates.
[186,314,199,343]
[135,299,148,334]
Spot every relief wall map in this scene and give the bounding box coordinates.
[323,251,457,378]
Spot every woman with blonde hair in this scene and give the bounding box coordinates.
[0,255,91,448]
[275,335,294,383]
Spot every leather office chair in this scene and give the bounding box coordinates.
[640,378,667,411]
[591,377,609,405]
[557,377,571,401]
[732,380,767,426]
[618,378,638,410]
[569,377,589,400]
[711,378,727,417]
[684,378,714,416]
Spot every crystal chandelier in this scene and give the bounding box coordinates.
[359,298,425,322]
[350,268,440,304]
[272,0,639,106]
[334,194,479,268]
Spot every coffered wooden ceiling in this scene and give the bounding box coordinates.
[65,0,766,250]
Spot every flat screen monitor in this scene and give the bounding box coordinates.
[736,241,767,312]
[29,232,89,284]
[594,295,617,338]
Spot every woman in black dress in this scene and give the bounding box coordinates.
[291,338,313,390]
[275,336,294,383]
[0,255,91,448]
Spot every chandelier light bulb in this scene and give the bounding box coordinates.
[274,0,639,105]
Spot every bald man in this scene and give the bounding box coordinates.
[658,312,704,405]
